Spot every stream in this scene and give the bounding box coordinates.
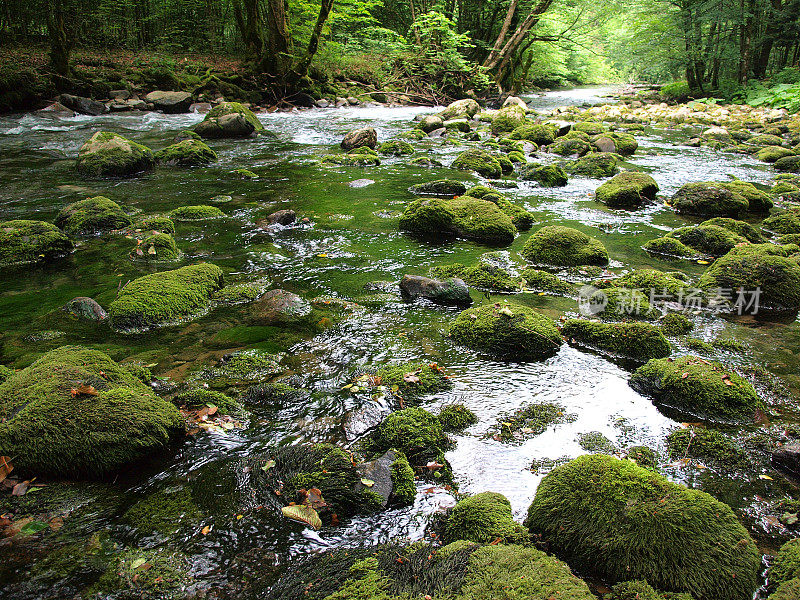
[0,86,798,598]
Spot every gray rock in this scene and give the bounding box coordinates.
[109,89,131,101]
[145,90,193,114]
[108,103,133,112]
[355,450,398,507]
[59,94,108,116]
[502,96,529,110]
[266,209,296,226]
[349,178,375,188]
[408,179,467,197]
[343,402,389,441]
[63,297,108,321]
[190,102,212,113]
[126,99,148,110]
[399,275,472,306]
[252,289,312,324]
[335,97,348,108]
[418,115,444,133]
[427,127,447,138]
[546,120,572,136]
[341,127,378,150]
[593,136,617,153]
[37,102,75,117]
[316,99,330,108]
[346,96,360,105]
[772,444,800,479]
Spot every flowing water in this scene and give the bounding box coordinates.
[0,87,798,597]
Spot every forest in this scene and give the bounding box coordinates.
[2,0,800,109]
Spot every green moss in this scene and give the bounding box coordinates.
[409,155,443,167]
[595,132,638,156]
[0,345,184,477]
[625,446,659,470]
[524,454,761,600]
[55,196,132,235]
[431,262,522,292]
[154,139,218,166]
[169,204,225,221]
[495,154,513,174]
[771,538,800,588]
[721,180,773,213]
[769,578,800,600]
[764,207,800,234]
[449,302,562,360]
[0,364,14,383]
[522,225,609,267]
[489,401,576,443]
[643,236,705,259]
[90,547,192,598]
[131,232,179,261]
[451,148,502,178]
[667,224,747,256]
[778,233,800,245]
[402,128,427,140]
[548,137,592,156]
[666,427,747,468]
[572,121,606,135]
[602,269,689,299]
[578,286,656,318]
[212,280,268,305]
[521,268,575,295]
[76,131,155,178]
[507,150,526,163]
[509,123,556,144]
[399,197,517,245]
[390,452,416,505]
[747,133,784,146]
[193,101,264,138]
[595,172,659,208]
[698,243,800,311]
[565,152,619,178]
[0,219,73,266]
[370,361,453,403]
[172,387,239,414]
[757,146,794,162]
[135,215,175,233]
[378,140,415,156]
[438,404,478,431]
[685,337,714,354]
[629,355,764,423]
[491,106,527,135]
[462,185,534,229]
[367,407,451,476]
[608,580,661,600]
[443,492,528,544]
[197,349,282,388]
[712,338,746,353]
[577,431,616,453]
[122,487,200,535]
[108,263,224,331]
[519,163,569,187]
[562,319,671,361]
[408,179,467,197]
[232,167,258,179]
[775,155,800,172]
[700,217,764,243]
[321,151,381,166]
[660,312,693,336]
[670,182,750,217]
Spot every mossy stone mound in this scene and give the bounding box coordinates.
[408,179,467,197]
[449,302,562,360]
[508,123,557,145]
[491,106,527,135]
[154,139,218,166]
[461,185,535,229]
[548,136,592,156]
[561,319,671,361]
[593,131,638,156]
[76,131,155,178]
[697,243,800,311]
[666,224,748,257]
[443,492,528,544]
[108,263,224,331]
[771,538,800,589]
[524,454,761,600]
[451,148,503,178]
[522,225,609,267]
[438,404,478,431]
[0,219,73,266]
[775,155,800,173]
[371,361,453,403]
[595,172,659,208]
[701,217,764,243]
[132,232,179,261]
[629,355,763,423]
[566,152,619,178]
[721,180,772,213]
[0,346,184,477]
[431,261,522,292]
[670,182,749,217]
[601,269,689,299]
[136,215,176,234]
[666,427,746,468]
[55,196,132,235]
[642,236,704,259]
[169,205,225,221]
[193,102,264,138]
[439,98,480,120]
[378,140,414,156]
[519,163,569,187]
[660,312,693,336]
[764,207,800,235]
[572,121,606,135]
[399,197,517,245]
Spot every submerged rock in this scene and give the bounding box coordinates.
[63,297,107,321]
[525,455,761,600]
[399,274,471,306]
[0,220,74,266]
[565,152,619,178]
[55,196,132,235]
[408,179,467,197]
[109,263,224,331]
[131,232,179,261]
[522,225,609,267]
[76,131,155,178]
[252,289,312,324]
[519,163,568,187]
[341,127,378,150]
[442,492,528,544]
[193,102,264,139]
[399,196,517,245]
[417,114,444,133]
[0,345,184,477]
[670,182,749,217]
[169,204,225,221]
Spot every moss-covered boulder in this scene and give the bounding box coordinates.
[461,185,534,230]
[660,312,693,335]
[670,182,749,217]
[76,131,155,178]
[108,263,224,331]
[154,139,218,166]
[136,215,176,234]
[565,152,619,178]
[451,148,503,178]
[399,197,517,245]
[697,243,800,311]
[524,454,761,600]
[321,147,381,166]
[131,232,179,261]
[593,131,638,156]
[169,205,225,221]
[508,122,556,145]
[642,236,705,260]
[439,98,480,120]
[764,207,800,234]
[629,355,763,423]
[769,578,800,600]
[561,319,671,361]
[0,346,184,477]
[443,492,528,544]
[449,302,562,360]
[408,179,467,197]
[666,427,746,468]
[519,163,569,187]
[548,136,592,156]
[522,268,575,295]
[572,121,606,135]
[721,180,773,213]
[55,196,132,235]
[600,269,689,300]
[522,225,609,267]
[771,538,800,590]
[0,220,73,266]
[757,145,794,163]
[595,172,659,208]
[491,106,527,135]
[431,261,522,292]
[666,224,748,257]
[701,217,764,243]
[193,102,264,138]
[438,404,478,431]
[775,155,800,173]
[378,140,414,156]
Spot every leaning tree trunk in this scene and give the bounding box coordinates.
[294,0,335,78]
[483,0,553,75]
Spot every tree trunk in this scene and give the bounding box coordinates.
[483,0,553,72]
[295,0,334,77]
[47,4,72,77]
[483,0,518,71]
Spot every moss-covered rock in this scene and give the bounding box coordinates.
[76,131,155,178]
[408,179,467,197]
[172,387,240,414]
[642,235,705,260]
[748,133,784,146]
[154,139,218,166]
[55,196,132,236]
[769,578,800,600]
[135,215,175,233]
[440,98,481,120]
[122,487,200,535]
[666,427,746,468]
[431,261,522,292]
[599,269,689,299]
[378,140,414,156]
[697,243,800,311]
[775,155,800,173]
[572,121,606,135]
[196,349,282,388]
[89,547,192,599]
[0,346,184,477]
[521,268,575,295]
[764,207,800,234]
[131,232,179,260]
[399,197,517,245]
[721,180,773,213]
[507,123,556,145]
[522,225,609,267]
[212,280,269,305]
[491,106,527,135]
[666,224,748,256]
[443,492,528,544]
[461,185,535,229]
[0,219,73,266]
[438,404,478,431]
[524,454,761,600]
[670,182,750,217]
[362,361,454,403]
[595,172,659,208]
[451,148,503,178]
[232,167,258,179]
[108,263,224,331]
[771,538,800,589]
[519,163,569,187]
[660,312,693,336]
[594,132,638,156]
[561,319,671,361]
[169,204,225,221]
[449,302,562,360]
[629,355,763,423]
[321,147,381,166]
[757,145,794,163]
[565,152,619,178]
[193,102,264,138]
[548,136,592,156]
[701,217,764,243]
